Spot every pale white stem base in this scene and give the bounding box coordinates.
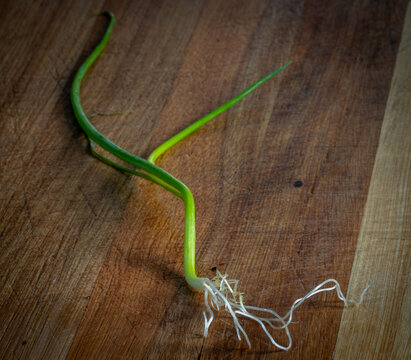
[202,271,371,350]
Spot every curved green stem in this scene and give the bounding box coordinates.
[70,12,203,290]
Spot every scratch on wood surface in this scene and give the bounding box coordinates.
[78,185,97,217]
[22,190,34,232]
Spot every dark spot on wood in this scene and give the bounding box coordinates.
[293,180,303,188]
[211,266,217,271]
[22,341,27,346]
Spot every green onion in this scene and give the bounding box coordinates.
[71,12,368,350]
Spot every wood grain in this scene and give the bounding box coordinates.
[334,4,411,359]
[0,0,409,359]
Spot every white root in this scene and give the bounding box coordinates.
[202,271,371,350]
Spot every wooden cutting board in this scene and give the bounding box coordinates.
[0,1,409,359]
